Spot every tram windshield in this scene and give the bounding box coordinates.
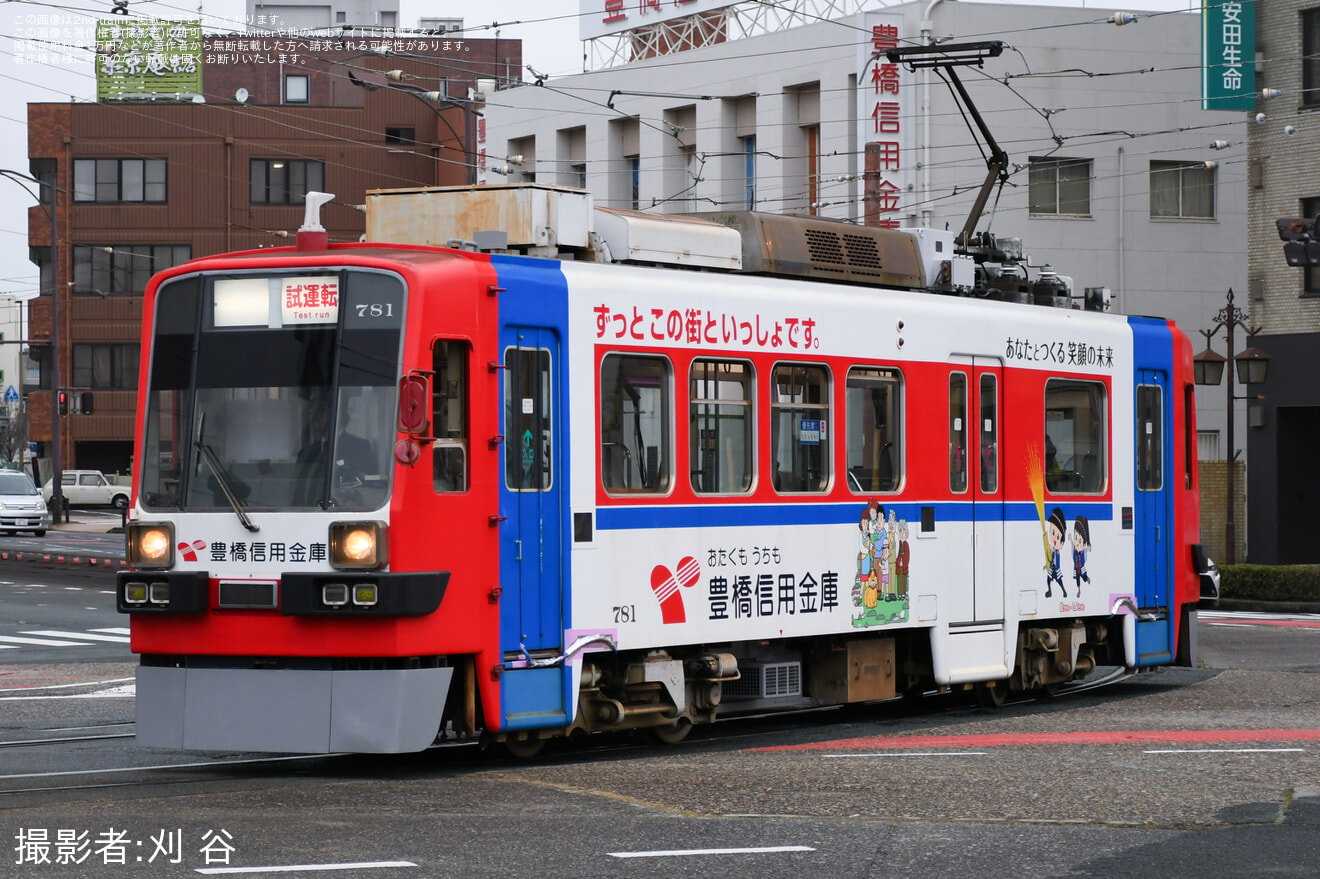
[139,269,405,513]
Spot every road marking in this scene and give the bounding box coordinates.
[823,751,987,758]
[195,863,417,875]
[1144,748,1305,754]
[757,728,1320,751]
[91,627,130,635]
[22,629,130,643]
[0,635,90,647]
[609,846,815,859]
[0,677,133,693]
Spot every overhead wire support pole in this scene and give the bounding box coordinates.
[886,40,1009,246]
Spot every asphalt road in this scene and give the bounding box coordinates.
[0,560,1316,877]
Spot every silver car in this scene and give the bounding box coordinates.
[0,470,49,536]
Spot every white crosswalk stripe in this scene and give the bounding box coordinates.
[21,630,130,643]
[0,634,91,647]
[0,628,134,650]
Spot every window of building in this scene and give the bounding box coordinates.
[285,74,309,103]
[73,245,191,296]
[949,373,968,493]
[1028,157,1091,216]
[73,158,166,203]
[1197,429,1219,461]
[805,124,820,216]
[73,343,140,389]
[689,359,753,494]
[1045,379,1107,494]
[1150,160,1215,219]
[845,366,902,493]
[743,134,757,210]
[251,159,324,205]
[385,127,416,145]
[1301,196,1320,296]
[432,340,468,493]
[771,363,829,493]
[601,354,670,494]
[1305,9,1320,107]
[629,156,640,210]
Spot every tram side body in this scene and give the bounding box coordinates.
[124,243,1202,753]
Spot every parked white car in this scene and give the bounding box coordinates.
[43,470,130,510]
[0,469,48,536]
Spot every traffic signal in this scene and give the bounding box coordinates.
[1276,217,1320,267]
[80,392,94,415]
[57,389,68,415]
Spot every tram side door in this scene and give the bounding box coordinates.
[972,360,1005,622]
[499,327,564,656]
[1134,370,1173,664]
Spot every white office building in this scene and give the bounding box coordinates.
[482,1,1246,463]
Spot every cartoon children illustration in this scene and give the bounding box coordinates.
[886,508,899,600]
[1071,515,1092,597]
[854,508,873,607]
[1044,507,1068,598]
[877,527,891,600]
[895,519,910,598]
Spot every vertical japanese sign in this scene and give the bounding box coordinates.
[1201,0,1254,110]
[857,12,911,228]
[95,19,202,101]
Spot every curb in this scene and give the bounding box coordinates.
[1215,598,1320,614]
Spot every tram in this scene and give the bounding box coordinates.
[117,184,1210,754]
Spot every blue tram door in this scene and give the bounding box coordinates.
[499,327,564,658]
[1134,370,1173,665]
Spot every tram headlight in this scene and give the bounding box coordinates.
[330,521,388,570]
[127,522,175,569]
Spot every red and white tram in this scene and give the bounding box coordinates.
[118,184,1210,754]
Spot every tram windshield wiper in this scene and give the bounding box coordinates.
[194,440,260,533]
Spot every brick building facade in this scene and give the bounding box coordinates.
[1244,2,1320,563]
[25,35,519,478]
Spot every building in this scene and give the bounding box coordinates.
[25,32,519,478]
[482,1,1247,558]
[1245,1,1320,564]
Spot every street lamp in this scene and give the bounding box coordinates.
[1193,288,1270,565]
[0,168,66,522]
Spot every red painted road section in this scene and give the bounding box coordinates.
[757,728,1320,751]
[1205,618,1320,629]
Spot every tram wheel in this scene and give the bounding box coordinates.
[976,680,1008,708]
[645,719,693,745]
[1041,683,1064,699]
[502,736,547,760]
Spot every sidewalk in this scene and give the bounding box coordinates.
[49,511,125,534]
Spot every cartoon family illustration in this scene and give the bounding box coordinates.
[1043,507,1091,599]
[852,500,910,627]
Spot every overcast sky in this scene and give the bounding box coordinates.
[0,0,1197,302]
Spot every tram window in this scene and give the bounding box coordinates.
[1045,379,1108,494]
[504,347,553,492]
[432,340,468,493]
[845,366,903,494]
[1136,384,1163,491]
[600,354,671,494]
[980,373,997,493]
[690,359,753,494]
[949,373,968,494]
[771,363,830,493]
